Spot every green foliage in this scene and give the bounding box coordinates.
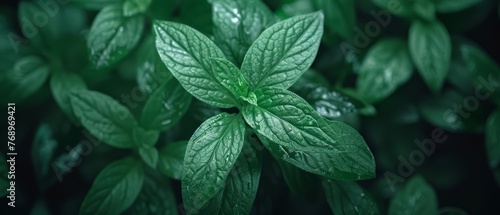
[388,176,438,215]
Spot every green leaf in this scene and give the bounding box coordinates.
[70,90,138,148]
[123,0,152,16]
[412,0,436,21]
[314,0,355,39]
[211,58,249,100]
[322,179,380,215]
[31,123,58,187]
[200,136,262,214]
[371,0,414,18]
[388,175,438,215]
[133,127,159,147]
[435,0,481,13]
[4,55,49,102]
[87,5,144,69]
[409,20,451,93]
[357,38,413,103]
[80,157,144,215]
[140,78,192,131]
[50,72,87,122]
[0,154,8,197]
[158,141,188,180]
[243,87,375,180]
[182,113,245,214]
[72,0,123,10]
[153,20,238,108]
[274,155,318,198]
[486,110,500,187]
[136,34,173,94]
[240,12,324,90]
[211,0,276,65]
[138,145,159,169]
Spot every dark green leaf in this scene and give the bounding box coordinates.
[182,113,245,214]
[357,38,413,103]
[371,0,414,18]
[243,87,375,180]
[211,58,249,100]
[178,0,213,35]
[435,0,480,13]
[136,34,173,94]
[486,110,500,187]
[70,90,138,148]
[79,157,144,215]
[140,78,192,131]
[388,175,438,215]
[322,179,380,215]
[4,55,49,102]
[240,12,324,90]
[153,20,238,108]
[274,155,318,198]
[158,141,188,180]
[138,145,159,169]
[87,5,144,69]
[72,0,123,10]
[314,0,355,39]
[123,0,152,16]
[412,0,436,21]
[31,123,58,185]
[133,127,159,147]
[409,20,451,93]
[50,72,87,122]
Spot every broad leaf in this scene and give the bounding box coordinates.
[87,5,144,69]
[486,110,500,187]
[182,113,246,214]
[241,12,324,90]
[136,34,173,94]
[211,0,276,65]
[70,90,138,148]
[388,175,438,215]
[243,87,375,180]
[409,20,451,93]
[357,38,413,103]
[211,58,249,100]
[138,145,159,169]
[79,157,144,215]
[435,0,481,13]
[140,78,192,131]
[314,0,355,39]
[323,179,380,215]
[4,55,49,102]
[50,72,87,122]
[153,20,238,108]
[158,141,188,180]
[123,0,152,17]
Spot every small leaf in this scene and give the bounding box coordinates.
[409,20,451,93]
[486,110,500,187]
[388,175,438,215]
[138,145,159,169]
[241,12,324,90]
[133,127,159,147]
[50,72,87,122]
[87,5,144,69]
[153,20,238,108]
[70,90,138,148]
[182,113,245,214]
[79,157,144,215]
[435,0,481,13]
[136,34,173,94]
[158,141,188,180]
[211,58,249,99]
[322,179,380,215]
[357,38,413,103]
[123,0,152,17]
[140,78,192,131]
[4,55,50,102]
[314,0,355,39]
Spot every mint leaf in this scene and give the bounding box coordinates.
[80,157,144,215]
[323,179,380,215]
[243,87,375,179]
[409,20,451,93]
[50,72,87,122]
[87,5,144,69]
[412,0,435,21]
[357,38,414,103]
[211,58,249,100]
[136,34,173,94]
[123,0,151,17]
[486,110,500,187]
[435,0,481,13]
[211,0,275,65]
[314,0,355,39]
[388,175,438,215]
[138,145,159,169]
[4,55,49,102]
[132,127,159,147]
[158,141,188,180]
[70,90,138,148]
[140,78,192,131]
[153,20,238,108]
[182,113,245,214]
[241,12,324,90]
[274,154,318,199]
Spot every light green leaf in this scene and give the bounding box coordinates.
[87,5,144,69]
[243,87,375,180]
[314,0,355,39]
[139,145,159,169]
[4,55,49,102]
[435,0,481,13]
[158,141,188,180]
[409,20,451,93]
[486,110,500,187]
[357,38,413,103]
[140,78,192,131]
[241,12,324,90]
[70,90,138,148]
[211,58,249,100]
[211,0,276,65]
[50,72,87,122]
[72,0,123,10]
[136,34,173,94]
[182,113,245,214]
[79,157,144,215]
[388,175,438,215]
[323,179,380,215]
[153,20,238,108]
[123,0,152,16]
